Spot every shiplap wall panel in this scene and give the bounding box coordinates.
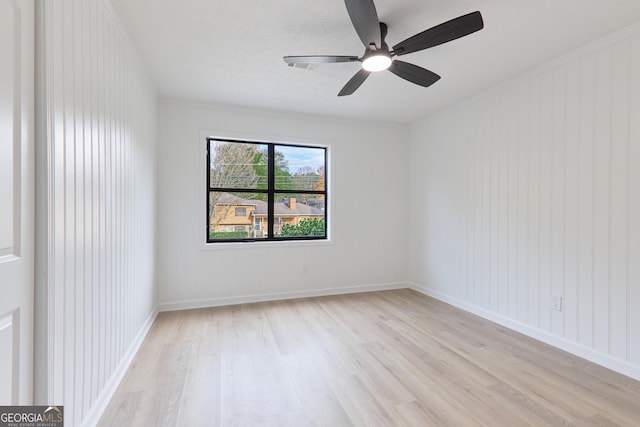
[410,23,640,379]
[630,35,640,367]
[610,41,630,360]
[516,84,529,324]
[630,36,640,366]
[528,76,541,329]
[541,71,553,333]
[577,54,596,349]
[564,60,580,343]
[550,68,566,337]
[41,0,156,425]
[593,48,611,356]
[505,87,518,321]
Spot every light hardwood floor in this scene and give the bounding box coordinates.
[98,289,640,426]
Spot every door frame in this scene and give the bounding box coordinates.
[33,0,57,405]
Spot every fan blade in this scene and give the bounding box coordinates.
[284,55,360,64]
[393,11,483,56]
[344,0,381,48]
[338,69,370,96]
[388,60,441,87]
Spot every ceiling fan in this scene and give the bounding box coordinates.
[283,0,484,96]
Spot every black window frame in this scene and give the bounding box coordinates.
[206,137,328,243]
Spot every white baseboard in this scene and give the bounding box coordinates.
[409,282,640,382]
[157,282,410,312]
[81,308,158,427]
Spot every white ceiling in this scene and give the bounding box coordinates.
[112,0,640,124]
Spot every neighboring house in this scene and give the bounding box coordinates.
[209,193,258,233]
[210,193,324,237]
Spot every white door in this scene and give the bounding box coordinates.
[0,0,35,405]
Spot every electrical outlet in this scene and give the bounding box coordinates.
[551,295,563,311]
[302,264,309,275]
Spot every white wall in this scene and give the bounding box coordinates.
[409,22,640,380]
[156,100,409,308]
[37,0,157,425]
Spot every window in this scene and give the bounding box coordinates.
[207,138,327,242]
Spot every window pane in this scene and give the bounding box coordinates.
[274,194,326,237]
[209,140,268,189]
[274,145,325,191]
[209,192,268,240]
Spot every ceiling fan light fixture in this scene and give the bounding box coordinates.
[283,0,484,96]
[362,54,392,72]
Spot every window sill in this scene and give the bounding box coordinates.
[200,238,334,251]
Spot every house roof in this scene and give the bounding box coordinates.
[214,193,323,217]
